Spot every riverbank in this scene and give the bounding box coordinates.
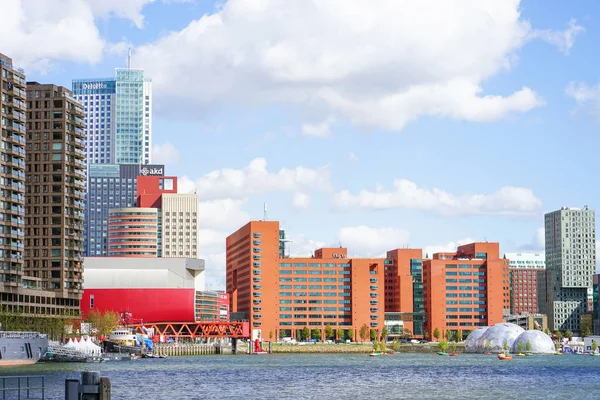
[239,342,465,354]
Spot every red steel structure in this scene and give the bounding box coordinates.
[131,321,250,339]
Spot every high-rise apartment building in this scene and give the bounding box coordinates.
[161,193,199,259]
[73,68,152,165]
[384,249,425,336]
[25,82,85,301]
[84,163,164,256]
[504,252,545,315]
[543,206,596,332]
[423,243,510,339]
[226,221,385,341]
[0,53,79,318]
[0,53,27,288]
[107,208,158,257]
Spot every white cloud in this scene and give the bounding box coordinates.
[535,227,545,249]
[198,199,250,230]
[338,226,410,257]
[301,121,332,137]
[133,0,579,129]
[565,81,600,123]
[151,142,180,164]
[0,0,161,71]
[180,157,330,201]
[291,193,310,210]
[286,233,327,258]
[197,229,227,289]
[422,238,476,259]
[529,18,584,55]
[348,152,360,163]
[332,179,543,216]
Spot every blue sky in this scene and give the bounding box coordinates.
[4,0,600,288]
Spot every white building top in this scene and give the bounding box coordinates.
[504,252,545,269]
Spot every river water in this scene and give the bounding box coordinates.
[2,353,599,399]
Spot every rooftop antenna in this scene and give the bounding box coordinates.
[263,202,267,221]
[128,47,132,69]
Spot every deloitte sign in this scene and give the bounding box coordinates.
[81,82,108,90]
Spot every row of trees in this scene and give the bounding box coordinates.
[0,307,120,341]
[275,325,391,342]
[430,328,470,342]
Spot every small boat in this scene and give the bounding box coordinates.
[590,353,600,357]
[449,353,458,357]
[525,352,533,356]
[516,353,526,357]
[498,353,512,361]
[369,352,380,357]
[389,351,396,355]
[437,352,449,356]
[554,352,562,355]
[483,351,492,355]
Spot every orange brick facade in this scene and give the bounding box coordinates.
[423,243,510,339]
[226,221,385,341]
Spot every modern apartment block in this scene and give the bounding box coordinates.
[0,53,79,317]
[0,53,26,290]
[226,221,385,341]
[25,82,85,303]
[107,208,158,257]
[543,206,596,332]
[161,193,199,259]
[423,242,510,339]
[84,163,164,256]
[384,249,425,337]
[72,68,152,165]
[504,252,545,315]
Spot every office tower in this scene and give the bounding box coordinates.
[384,249,425,337]
[423,243,510,339]
[161,193,199,258]
[25,82,86,299]
[72,68,152,165]
[226,220,385,341]
[107,208,158,257]
[504,252,545,315]
[544,206,596,332]
[0,53,26,287]
[84,163,164,256]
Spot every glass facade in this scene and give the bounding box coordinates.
[72,69,151,166]
[411,259,425,336]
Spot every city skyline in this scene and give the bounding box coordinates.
[3,0,600,289]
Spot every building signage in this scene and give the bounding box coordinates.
[139,165,165,176]
[82,82,107,90]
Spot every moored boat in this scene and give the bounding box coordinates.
[0,331,48,367]
[498,353,512,361]
[437,352,449,356]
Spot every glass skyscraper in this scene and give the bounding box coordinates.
[73,68,152,165]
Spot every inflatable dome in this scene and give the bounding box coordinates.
[511,330,555,354]
[464,323,524,353]
[464,327,488,352]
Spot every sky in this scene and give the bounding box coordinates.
[2,0,599,289]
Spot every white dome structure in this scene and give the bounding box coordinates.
[464,327,488,352]
[511,330,555,354]
[464,323,525,353]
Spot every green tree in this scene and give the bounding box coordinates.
[581,320,593,337]
[424,331,430,341]
[592,340,598,352]
[390,339,400,351]
[449,341,457,353]
[565,330,573,341]
[311,328,321,340]
[517,340,524,354]
[373,341,379,352]
[455,330,462,342]
[554,331,563,341]
[301,326,310,342]
[380,339,387,352]
[370,329,377,342]
[348,328,354,342]
[503,340,509,352]
[484,339,491,352]
[525,341,532,352]
[359,324,369,342]
[433,328,440,341]
[438,339,448,352]
[544,328,550,335]
[325,325,333,340]
[381,326,388,342]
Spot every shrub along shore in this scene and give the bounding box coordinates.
[240,342,465,354]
